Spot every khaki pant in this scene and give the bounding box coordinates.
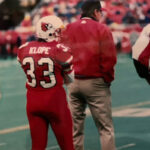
[68,78,116,150]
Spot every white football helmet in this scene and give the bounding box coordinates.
[36,15,64,42]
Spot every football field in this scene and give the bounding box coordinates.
[0,54,150,150]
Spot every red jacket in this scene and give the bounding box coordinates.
[63,18,117,83]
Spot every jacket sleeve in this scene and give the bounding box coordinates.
[61,24,72,47]
[132,24,150,60]
[133,59,150,84]
[55,43,74,84]
[132,24,150,85]
[99,25,117,83]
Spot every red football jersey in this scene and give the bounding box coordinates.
[62,18,117,83]
[17,40,72,90]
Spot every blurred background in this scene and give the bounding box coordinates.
[1,1,150,150]
[0,0,150,59]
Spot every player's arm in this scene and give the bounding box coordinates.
[62,63,74,85]
[56,43,74,85]
[99,25,117,83]
[59,56,74,84]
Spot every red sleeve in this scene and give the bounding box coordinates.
[99,25,117,83]
[55,43,73,74]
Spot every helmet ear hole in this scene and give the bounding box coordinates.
[49,33,53,36]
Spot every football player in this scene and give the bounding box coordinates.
[17,15,74,150]
[132,24,150,84]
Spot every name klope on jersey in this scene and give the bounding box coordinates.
[29,47,51,54]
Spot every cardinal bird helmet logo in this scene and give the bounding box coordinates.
[41,22,53,32]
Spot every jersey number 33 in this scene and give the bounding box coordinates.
[22,57,56,88]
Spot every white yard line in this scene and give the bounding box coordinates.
[46,145,59,150]
[0,143,7,146]
[117,143,136,150]
[3,91,25,98]
[112,101,150,111]
[112,108,150,117]
[0,125,29,135]
[87,100,150,116]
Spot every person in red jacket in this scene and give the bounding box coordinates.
[17,15,74,150]
[62,1,117,150]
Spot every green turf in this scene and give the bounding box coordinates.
[0,54,150,150]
